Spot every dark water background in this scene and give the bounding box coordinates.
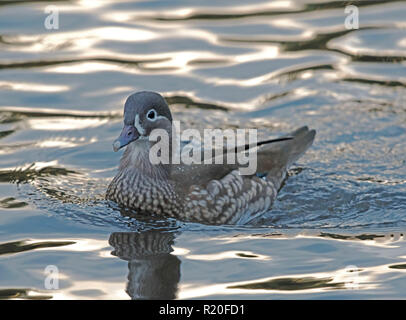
[0,0,405,299]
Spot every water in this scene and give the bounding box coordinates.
[0,0,405,299]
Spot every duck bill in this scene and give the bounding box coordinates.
[113,124,140,152]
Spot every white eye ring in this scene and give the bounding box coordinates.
[146,109,157,121]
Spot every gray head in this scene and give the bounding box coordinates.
[113,91,173,152]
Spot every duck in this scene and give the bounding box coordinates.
[106,91,315,225]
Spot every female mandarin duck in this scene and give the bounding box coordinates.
[107,91,315,225]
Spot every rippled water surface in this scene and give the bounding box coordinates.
[0,0,406,299]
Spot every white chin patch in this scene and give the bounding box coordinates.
[134,114,145,136]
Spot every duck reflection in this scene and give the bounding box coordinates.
[109,230,180,300]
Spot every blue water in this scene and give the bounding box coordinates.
[0,0,405,299]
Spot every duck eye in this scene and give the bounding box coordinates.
[147,109,157,120]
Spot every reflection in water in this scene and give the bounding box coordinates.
[0,288,52,300]
[149,0,404,21]
[0,57,169,71]
[0,81,69,93]
[0,197,27,209]
[165,95,228,111]
[0,163,76,184]
[109,231,180,300]
[389,264,406,270]
[0,239,75,256]
[0,108,119,123]
[228,276,344,291]
[0,0,67,7]
[1,0,406,299]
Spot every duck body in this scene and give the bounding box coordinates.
[107,91,315,225]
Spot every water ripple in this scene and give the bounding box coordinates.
[1,0,406,299]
